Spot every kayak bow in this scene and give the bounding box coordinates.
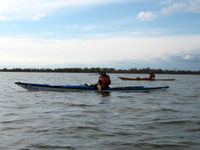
[15,82,169,92]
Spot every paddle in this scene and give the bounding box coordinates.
[97,83,101,90]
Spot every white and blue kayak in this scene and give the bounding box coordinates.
[15,82,169,92]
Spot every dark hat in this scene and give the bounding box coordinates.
[99,70,106,75]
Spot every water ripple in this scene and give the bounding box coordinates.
[0,73,200,150]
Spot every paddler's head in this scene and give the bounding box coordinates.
[99,70,106,76]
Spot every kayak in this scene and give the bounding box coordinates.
[15,82,169,92]
[119,77,175,81]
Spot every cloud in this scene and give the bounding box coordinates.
[168,49,200,62]
[162,3,186,15]
[187,0,200,14]
[65,25,104,31]
[82,26,101,31]
[161,1,200,15]
[138,11,156,21]
[183,54,194,60]
[31,13,46,21]
[0,35,200,70]
[169,55,200,69]
[0,14,6,20]
[13,24,19,28]
[181,50,200,64]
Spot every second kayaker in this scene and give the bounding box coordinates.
[149,72,155,80]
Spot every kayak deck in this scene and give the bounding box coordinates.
[119,77,175,81]
[15,82,169,92]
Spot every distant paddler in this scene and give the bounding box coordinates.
[137,72,155,80]
[149,72,155,80]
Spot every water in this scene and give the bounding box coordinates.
[0,72,200,150]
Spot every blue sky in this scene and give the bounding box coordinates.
[0,0,200,71]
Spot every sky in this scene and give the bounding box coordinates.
[0,0,200,71]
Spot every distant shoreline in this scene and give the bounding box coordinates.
[0,67,199,74]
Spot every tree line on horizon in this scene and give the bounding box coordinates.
[0,67,199,74]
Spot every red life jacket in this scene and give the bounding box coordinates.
[149,74,155,80]
[98,74,111,88]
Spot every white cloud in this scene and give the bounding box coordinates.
[183,55,194,60]
[31,13,46,21]
[187,0,200,14]
[82,26,100,31]
[66,25,104,31]
[162,3,186,15]
[0,14,6,20]
[138,11,156,21]
[161,1,200,15]
[13,24,19,28]
[0,35,200,67]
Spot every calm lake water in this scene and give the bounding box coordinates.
[0,72,200,150]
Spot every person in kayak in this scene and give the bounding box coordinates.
[136,72,155,80]
[94,70,111,89]
[149,72,155,80]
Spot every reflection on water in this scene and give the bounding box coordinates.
[97,91,111,104]
[98,91,110,97]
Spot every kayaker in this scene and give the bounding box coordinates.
[94,70,111,89]
[149,72,155,80]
